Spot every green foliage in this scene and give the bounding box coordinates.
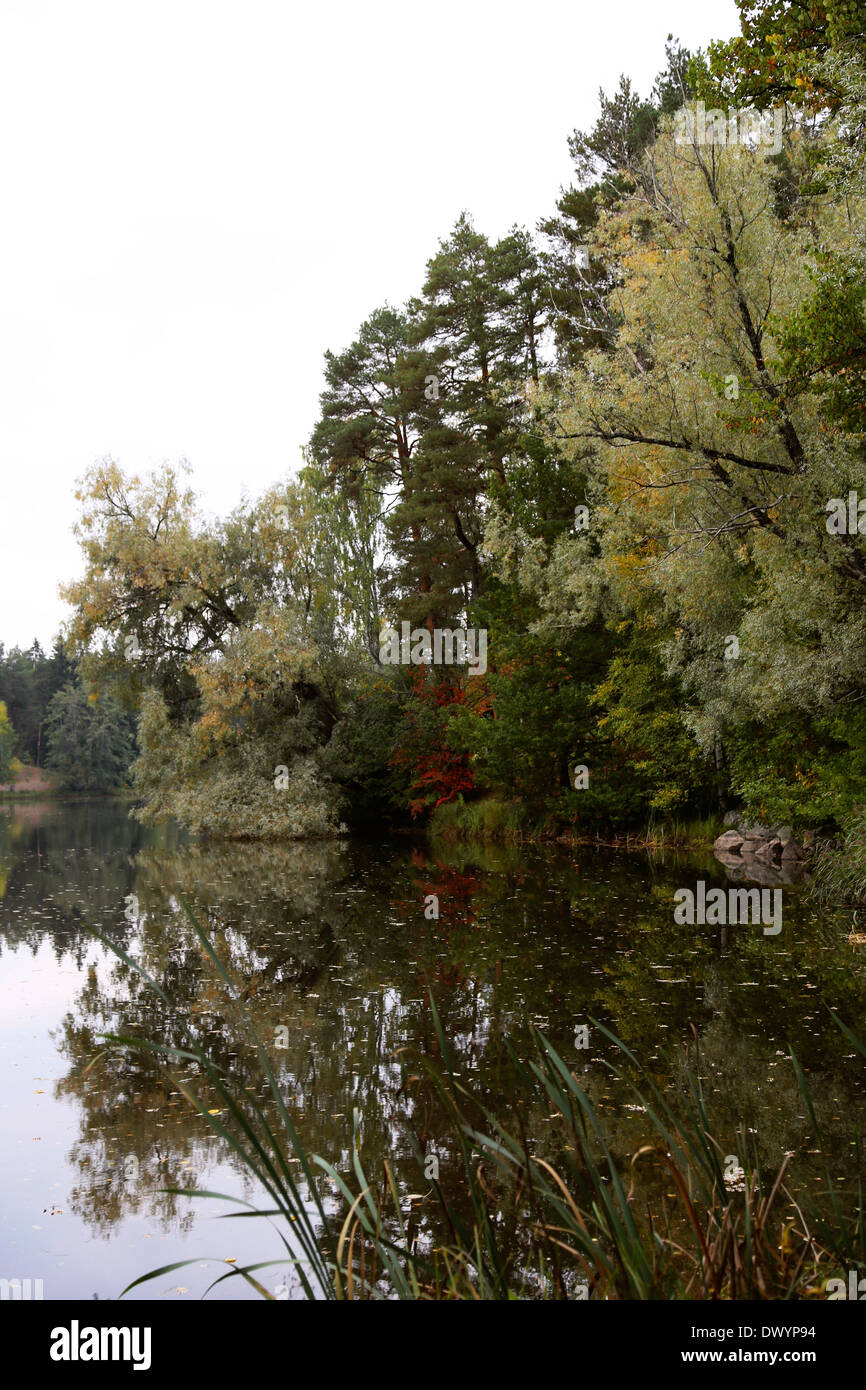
[504,100,866,837]
[591,620,717,817]
[0,637,78,764]
[729,704,866,828]
[690,0,857,112]
[44,684,135,792]
[777,247,866,433]
[0,701,16,784]
[129,613,346,840]
[446,579,621,822]
[323,670,412,826]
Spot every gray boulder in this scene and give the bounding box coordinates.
[714,830,744,854]
[753,837,783,865]
[740,834,766,856]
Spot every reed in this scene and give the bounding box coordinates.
[90,905,863,1300]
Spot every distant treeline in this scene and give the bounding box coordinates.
[0,639,77,765]
[0,640,135,791]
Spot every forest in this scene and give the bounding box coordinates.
[0,639,135,791]
[7,1,866,883]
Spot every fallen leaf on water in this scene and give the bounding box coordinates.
[224,1257,237,1264]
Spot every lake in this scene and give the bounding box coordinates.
[2,799,865,1299]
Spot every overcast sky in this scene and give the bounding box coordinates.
[0,0,739,650]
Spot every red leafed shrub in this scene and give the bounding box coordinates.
[390,669,475,817]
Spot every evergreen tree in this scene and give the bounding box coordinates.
[44,684,134,792]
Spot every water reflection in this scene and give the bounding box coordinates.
[1,800,865,1292]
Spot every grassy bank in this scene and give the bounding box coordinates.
[428,797,725,850]
[810,810,866,907]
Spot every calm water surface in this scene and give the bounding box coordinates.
[1,800,864,1299]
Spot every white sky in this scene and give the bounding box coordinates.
[0,0,738,650]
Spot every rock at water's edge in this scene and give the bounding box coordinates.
[713,830,744,854]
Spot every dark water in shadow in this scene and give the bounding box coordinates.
[1,800,864,1298]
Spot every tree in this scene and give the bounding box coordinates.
[309,306,438,626]
[776,48,866,433]
[130,606,345,839]
[692,0,865,114]
[62,460,361,836]
[44,685,134,791]
[0,701,16,784]
[0,639,79,764]
[539,38,695,370]
[498,110,866,824]
[61,460,254,717]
